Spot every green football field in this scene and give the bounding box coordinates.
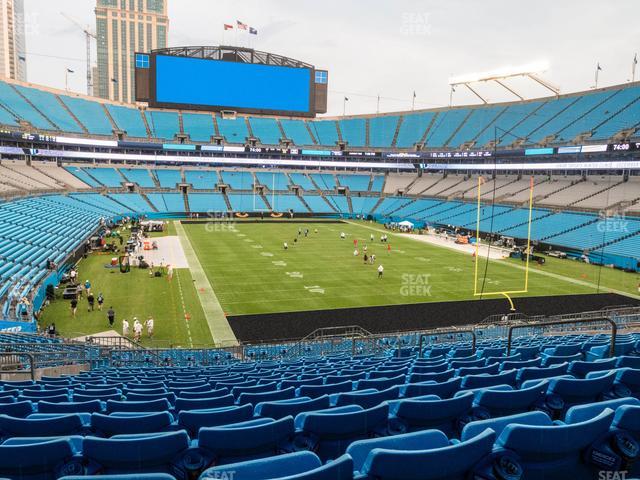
[40,219,640,347]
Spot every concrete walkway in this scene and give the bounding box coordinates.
[174,221,239,347]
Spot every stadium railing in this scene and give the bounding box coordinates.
[79,305,640,368]
[506,317,618,357]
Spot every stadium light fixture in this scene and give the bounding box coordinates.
[448,60,559,103]
[448,60,550,85]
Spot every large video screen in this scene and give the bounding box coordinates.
[153,55,313,115]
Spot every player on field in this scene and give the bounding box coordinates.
[378,264,384,279]
[145,316,155,339]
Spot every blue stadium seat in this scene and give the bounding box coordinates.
[199,451,353,480]
[106,104,148,137]
[401,377,462,399]
[546,371,616,411]
[37,400,103,414]
[254,395,331,420]
[177,404,254,437]
[332,386,400,409]
[564,397,640,424]
[294,404,389,460]
[237,387,296,405]
[460,369,517,389]
[0,401,34,418]
[62,475,175,480]
[461,410,552,441]
[0,437,77,479]
[355,375,405,391]
[612,368,640,399]
[174,394,235,412]
[348,428,496,480]
[472,380,549,417]
[105,399,171,414]
[516,363,569,386]
[298,381,352,398]
[407,369,455,384]
[90,412,173,437]
[198,416,295,465]
[494,408,615,480]
[82,430,191,476]
[0,413,85,440]
[388,391,474,437]
[567,358,618,378]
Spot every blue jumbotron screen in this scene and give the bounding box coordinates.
[154,55,312,114]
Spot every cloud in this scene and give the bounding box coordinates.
[22,0,640,115]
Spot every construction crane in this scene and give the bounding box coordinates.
[61,12,96,95]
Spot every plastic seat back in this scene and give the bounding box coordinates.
[91,411,173,437]
[496,408,615,479]
[390,391,474,437]
[178,404,254,437]
[198,416,295,465]
[82,430,190,475]
[254,395,331,420]
[361,428,495,480]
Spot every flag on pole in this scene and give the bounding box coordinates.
[413,91,416,98]
[237,20,248,30]
[224,23,234,30]
[66,68,74,73]
[344,96,349,101]
[249,27,258,35]
[597,62,602,71]
[634,54,638,65]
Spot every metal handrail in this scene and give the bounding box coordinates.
[0,352,35,380]
[301,325,373,342]
[418,329,477,358]
[506,317,617,357]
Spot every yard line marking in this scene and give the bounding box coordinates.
[174,270,193,347]
[174,221,238,347]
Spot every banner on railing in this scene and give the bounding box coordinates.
[0,320,36,333]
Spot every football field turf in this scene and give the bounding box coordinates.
[41,219,639,346]
[183,220,639,316]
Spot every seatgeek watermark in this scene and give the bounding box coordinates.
[598,471,628,480]
[17,12,39,37]
[400,12,432,36]
[204,471,236,480]
[205,210,237,233]
[596,211,629,234]
[400,273,432,297]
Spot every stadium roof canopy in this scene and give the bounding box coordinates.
[152,46,314,69]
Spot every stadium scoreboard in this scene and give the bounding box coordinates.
[135,46,328,117]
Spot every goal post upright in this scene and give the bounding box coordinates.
[473,175,535,301]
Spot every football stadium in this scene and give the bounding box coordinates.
[0,0,639,478]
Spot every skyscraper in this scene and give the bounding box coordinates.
[0,0,26,82]
[95,0,168,103]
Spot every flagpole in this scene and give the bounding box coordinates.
[376,95,380,114]
[343,97,346,116]
[633,54,638,83]
[594,63,600,89]
[411,91,416,111]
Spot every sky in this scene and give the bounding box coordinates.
[22,0,640,117]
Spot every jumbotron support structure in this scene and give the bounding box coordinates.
[448,61,560,105]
